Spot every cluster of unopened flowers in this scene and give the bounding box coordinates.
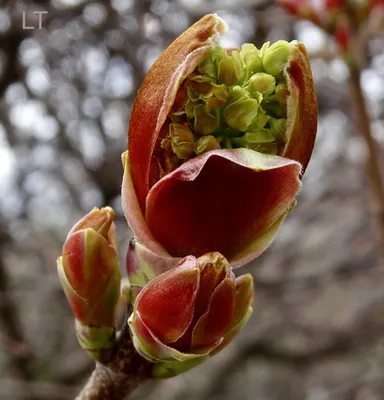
[57,14,318,378]
[278,0,384,57]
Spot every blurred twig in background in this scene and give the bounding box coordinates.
[348,64,384,255]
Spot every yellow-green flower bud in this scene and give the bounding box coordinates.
[195,135,221,155]
[212,83,229,101]
[246,73,276,97]
[262,40,291,76]
[218,50,242,86]
[223,87,259,132]
[194,104,220,135]
[169,123,196,159]
[240,43,263,74]
[206,83,229,108]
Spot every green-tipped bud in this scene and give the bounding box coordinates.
[57,207,121,361]
[240,43,263,74]
[169,123,196,159]
[246,73,276,96]
[196,135,221,155]
[223,87,259,131]
[262,40,291,76]
[194,104,220,135]
[218,50,242,86]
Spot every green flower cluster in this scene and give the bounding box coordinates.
[161,40,292,163]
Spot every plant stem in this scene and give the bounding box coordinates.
[75,314,151,400]
[348,64,384,254]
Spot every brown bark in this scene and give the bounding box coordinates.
[76,320,152,400]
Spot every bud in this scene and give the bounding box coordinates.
[278,0,322,26]
[196,135,221,155]
[333,16,353,54]
[168,123,196,159]
[124,14,317,269]
[206,83,229,108]
[325,0,345,12]
[223,87,260,131]
[57,207,121,361]
[193,104,220,135]
[217,49,242,86]
[262,40,291,76]
[128,253,253,371]
[246,73,276,96]
[240,43,263,75]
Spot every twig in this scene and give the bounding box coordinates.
[75,314,151,400]
[348,64,384,255]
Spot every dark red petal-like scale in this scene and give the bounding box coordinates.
[136,256,200,344]
[146,150,300,260]
[191,277,236,349]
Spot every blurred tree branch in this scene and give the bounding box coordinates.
[348,64,384,256]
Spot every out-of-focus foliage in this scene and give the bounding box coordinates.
[0,0,384,399]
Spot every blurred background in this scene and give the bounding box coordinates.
[0,0,384,399]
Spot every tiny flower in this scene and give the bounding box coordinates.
[217,49,243,86]
[240,43,263,75]
[128,253,253,368]
[57,207,121,360]
[195,135,221,154]
[193,104,220,135]
[262,40,291,76]
[245,72,276,97]
[223,86,260,131]
[168,123,196,159]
